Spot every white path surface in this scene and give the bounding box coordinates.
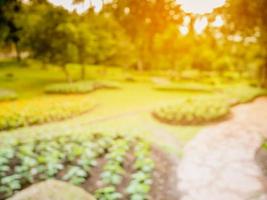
[178,98,267,200]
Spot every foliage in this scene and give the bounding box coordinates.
[223,85,267,105]
[0,133,111,198]
[154,82,214,93]
[100,139,129,185]
[45,82,96,94]
[153,95,230,125]
[0,0,23,60]
[0,132,154,200]
[0,96,94,130]
[0,89,17,101]
[45,81,121,94]
[95,186,122,200]
[127,141,154,200]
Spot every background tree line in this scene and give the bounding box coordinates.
[0,0,266,85]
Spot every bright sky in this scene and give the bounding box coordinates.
[47,0,100,13]
[48,0,225,34]
[176,0,226,14]
[48,0,226,14]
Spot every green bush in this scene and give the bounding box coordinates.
[223,85,267,105]
[154,82,214,93]
[153,96,230,125]
[0,96,95,130]
[45,82,96,94]
[45,81,120,94]
[0,89,18,101]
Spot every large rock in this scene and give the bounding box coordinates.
[8,180,95,200]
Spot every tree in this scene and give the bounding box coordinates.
[26,5,78,82]
[0,0,23,61]
[222,0,267,86]
[77,11,136,79]
[102,0,183,70]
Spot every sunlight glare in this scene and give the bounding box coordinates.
[48,0,103,13]
[179,26,189,35]
[212,16,224,27]
[176,0,226,14]
[194,17,208,34]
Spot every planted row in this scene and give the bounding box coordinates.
[126,141,154,200]
[95,139,154,200]
[0,133,155,200]
[0,133,112,199]
[0,96,95,130]
[95,138,131,200]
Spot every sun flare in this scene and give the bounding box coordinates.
[176,0,226,14]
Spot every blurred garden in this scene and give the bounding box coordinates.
[0,0,267,200]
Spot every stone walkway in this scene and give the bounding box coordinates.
[178,98,267,200]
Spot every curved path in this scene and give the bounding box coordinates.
[178,98,267,200]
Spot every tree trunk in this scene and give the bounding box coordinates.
[14,42,21,62]
[137,59,143,71]
[62,65,72,83]
[42,62,48,70]
[80,64,86,80]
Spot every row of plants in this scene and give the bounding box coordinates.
[95,139,131,200]
[153,96,230,125]
[0,96,95,130]
[126,142,154,200]
[45,81,121,94]
[0,89,17,102]
[0,132,155,200]
[0,133,111,198]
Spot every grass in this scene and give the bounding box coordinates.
[3,59,265,152]
[0,60,127,98]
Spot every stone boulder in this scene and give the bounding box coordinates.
[8,179,95,200]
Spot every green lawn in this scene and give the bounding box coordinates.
[1,59,266,154]
[0,60,205,153]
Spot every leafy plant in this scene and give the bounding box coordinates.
[100,139,129,185]
[0,96,94,130]
[153,95,230,125]
[95,186,123,200]
[127,141,154,200]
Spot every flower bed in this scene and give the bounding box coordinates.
[153,96,230,125]
[0,96,95,130]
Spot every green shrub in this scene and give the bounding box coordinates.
[223,85,267,105]
[0,89,18,101]
[153,96,230,125]
[45,82,96,94]
[45,81,121,94]
[154,82,214,93]
[0,96,95,130]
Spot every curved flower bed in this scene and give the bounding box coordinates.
[0,96,95,130]
[153,96,230,125]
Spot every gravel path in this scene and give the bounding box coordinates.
[178,98,267,200]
